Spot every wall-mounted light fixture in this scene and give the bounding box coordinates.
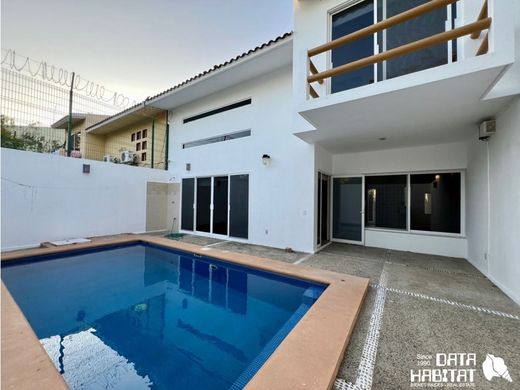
[262,154,271,167]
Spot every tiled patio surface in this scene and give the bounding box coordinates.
[168,234,520,389]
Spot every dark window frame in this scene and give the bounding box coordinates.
[183,99,252,124]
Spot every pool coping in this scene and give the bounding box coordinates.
[1,234,369,390]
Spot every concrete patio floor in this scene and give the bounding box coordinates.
[168,234,519,389]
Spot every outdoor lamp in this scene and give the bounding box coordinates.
[262,154,271,167]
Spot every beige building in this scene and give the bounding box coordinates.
[51,107,167,169]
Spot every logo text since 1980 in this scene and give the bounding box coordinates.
[411,353,477,387]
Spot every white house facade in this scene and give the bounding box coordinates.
[89,0,519,303]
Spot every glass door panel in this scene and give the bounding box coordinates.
[382,0,449,80]
[181,178,194,231]
[229,175,249,239]
[331,0,375,93]
[196,177,211,233]
[212,176,229,235]
[332,177,363,242]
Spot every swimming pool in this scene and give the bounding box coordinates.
[2,242,326,390]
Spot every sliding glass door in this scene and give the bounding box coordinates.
[181,174,248,239]
[332,176,364,244]
[212,176,228,235]
[317,172,331,247]
[196,177,211,233]
[229,175,249,239]
[181,178,194,231]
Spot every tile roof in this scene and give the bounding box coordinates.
[86,32,293,131]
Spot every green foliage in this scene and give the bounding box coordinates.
[1,115,64,153]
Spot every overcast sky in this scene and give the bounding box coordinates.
[1,0,293,100]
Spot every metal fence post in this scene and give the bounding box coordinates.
[165,111,169,171]
[151,117,155,169]
[66,72,75,156]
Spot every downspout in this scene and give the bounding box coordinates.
[165,111,169,170]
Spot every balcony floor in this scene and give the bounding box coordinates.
[297,61,512,153]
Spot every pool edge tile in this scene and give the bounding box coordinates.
[1,283,69,390]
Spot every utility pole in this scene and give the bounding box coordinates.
[66,72,75,156]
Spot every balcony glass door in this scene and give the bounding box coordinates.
[332,176,364,244]
[378,0,454,81]
[331,0,376,93]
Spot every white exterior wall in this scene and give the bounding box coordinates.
[332,142,469,258]
[1,148,170,251]
[467,97,520,304]
[168,66,316,253]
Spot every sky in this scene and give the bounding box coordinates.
[1,0,293,101]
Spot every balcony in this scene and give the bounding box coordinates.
[295,0,515,152]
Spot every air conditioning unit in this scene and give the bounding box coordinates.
[120,150,137,164]
[479,119,496,140]
[103,155,118,163]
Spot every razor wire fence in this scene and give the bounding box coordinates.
[1,49,168,170]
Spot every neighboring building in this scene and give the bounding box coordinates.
[51,109,167,169]
[91,1,520,303]
[51,113,109,161]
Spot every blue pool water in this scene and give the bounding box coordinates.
[2,243,325,390]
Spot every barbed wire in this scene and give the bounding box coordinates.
[1,49,138,109]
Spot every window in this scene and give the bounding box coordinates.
[136,142,141,151]
[183,99,252,124]
[410,173,461,233]
[365,175,407,229]
[131,133,135,142]
[142,140,147,150]
[182,130,251,149]
[136,131,141,140]
[141,152,147,162]
[142,129,147,138]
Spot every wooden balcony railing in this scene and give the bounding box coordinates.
[307,0,491,99]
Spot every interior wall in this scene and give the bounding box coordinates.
[1,148,170,251]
